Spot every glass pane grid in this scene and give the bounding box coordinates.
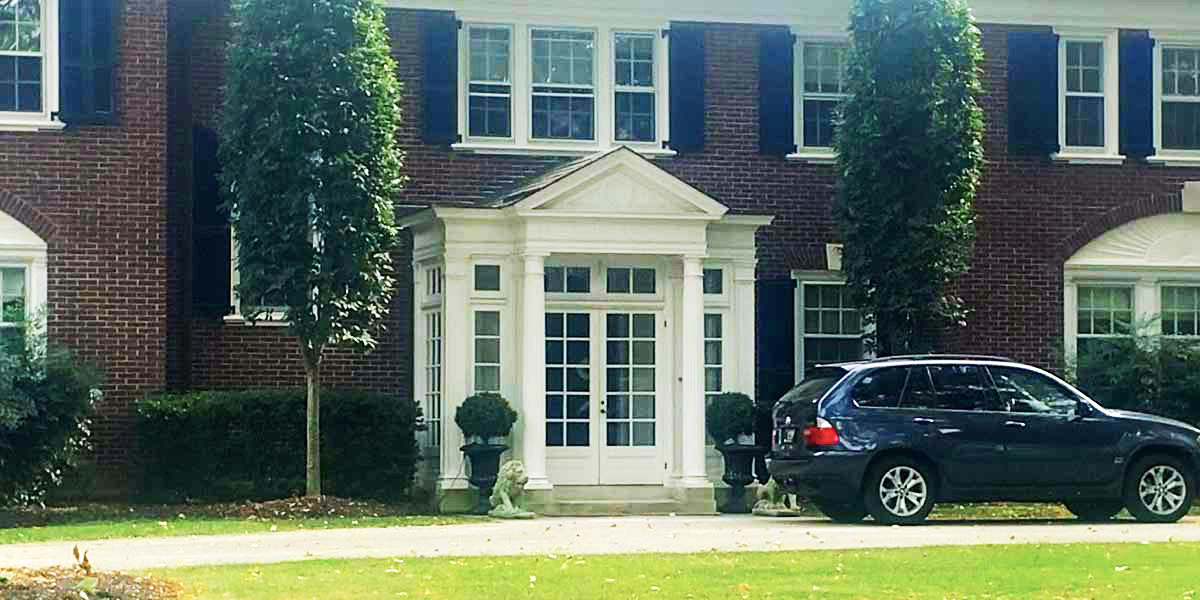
[704,313,722,399]
[474,311,501,393]
[425,311,443,446]
[1164,47,1200,98]
[606,313,655,447]
[546,312,590,447]
[1162,286,1200,337]
[799,42,848,148]
[1076,286,1133,338]
[532,28,595,141]
[0,0,41,113]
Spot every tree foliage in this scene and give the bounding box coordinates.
[834,0,985,355]
[218,0,404,495]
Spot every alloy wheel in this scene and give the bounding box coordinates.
[879,465,928,518]
[1138,465,1188,516]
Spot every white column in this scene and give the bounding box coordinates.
[521,253,552,490]
[733,259,758,398]
[439,256,469,490]
[680,255,710,487]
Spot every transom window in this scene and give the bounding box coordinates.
[799,283,863,376]
[467,26,512,138]
[1064,40,1105,148]
[425,266,442,298]
[606,267,655,294]
[1161,46,1200,150]
[1075,285,1133,356]
[0,266,26,351]
[474,264,500,292]
[545,266,590,293]
[797,41,849,149]
[613,31,656,142]
[531,28,595,141]
[1161,285,1200,336]
[703,268,722,295]
[0,0,42,113]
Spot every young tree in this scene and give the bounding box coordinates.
[834,0,984,355]
[219,0,404,496]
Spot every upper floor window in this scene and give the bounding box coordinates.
[0,0,43,114]
[458,20,668,152]
[1056,30,1119,158]
[796,41,848,150]
[1160,46,1200,151]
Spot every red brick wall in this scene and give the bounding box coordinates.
[0,0,169,492]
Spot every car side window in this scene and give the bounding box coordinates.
[849,366,907,408]
[989,366,1078,416]
[900,366,937,409]
[926,365,1004,412]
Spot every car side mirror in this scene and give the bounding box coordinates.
[1072,400,1091,420]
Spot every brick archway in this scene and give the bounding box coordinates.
[1057,191,1182,263]
[0,190,57,242]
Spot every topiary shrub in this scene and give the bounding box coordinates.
[137,389,422,502]
[0,330,101,505]
[454,393,518,442]
[705,392,755,447]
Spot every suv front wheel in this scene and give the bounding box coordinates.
[863,457,935,525]
[1124,454,1194,523]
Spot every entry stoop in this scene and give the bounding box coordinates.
[531,485,717,516]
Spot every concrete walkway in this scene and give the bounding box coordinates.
[4,516,1199,570]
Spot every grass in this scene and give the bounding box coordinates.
[0,499,486,545]
[160,542,1200,599]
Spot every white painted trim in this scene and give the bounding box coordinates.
[1055,28,1121,158]
[451,141,677,157]
[786,151,837,164]
[1050,152,1126,165]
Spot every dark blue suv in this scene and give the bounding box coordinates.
[767,356,1200,525]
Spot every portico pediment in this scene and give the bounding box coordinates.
[501,146,728,219]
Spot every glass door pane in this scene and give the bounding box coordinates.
[605,312,655,447]
[546,312,591,447]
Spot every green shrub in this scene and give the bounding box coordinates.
[137,389,422,502]
[0,332,100,505]
[454,393,518,441]
[1071,333,1200,425]
[705,392,755,446]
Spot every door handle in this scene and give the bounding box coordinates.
[1004,420,1027,428]
[912,417,935,424]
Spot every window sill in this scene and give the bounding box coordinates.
[1051,152,1126,165]
[785,151,837,164]
[1146,154,1200,168]
[0,118,66,133]
[223,314,290,327]
[451,141,677,158]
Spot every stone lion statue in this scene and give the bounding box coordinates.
[489,460,535,519]
[752,478,802,516]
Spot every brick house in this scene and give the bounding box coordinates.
[8,0,1200,510]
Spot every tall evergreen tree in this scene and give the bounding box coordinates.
[835,0,985,355]
[219,0,404,496]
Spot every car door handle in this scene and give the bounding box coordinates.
[912,417,935,425]
[1004,421,1027,428]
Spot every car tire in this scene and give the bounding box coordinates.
[863,457,936,525]
[816,501,868,523]
[1063,500,1123,521]
[1123,454,1195,523]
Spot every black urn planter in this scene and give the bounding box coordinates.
[462,443,508,515]
[716,444,766,514]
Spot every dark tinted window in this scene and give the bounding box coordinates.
[849,366,906,408]
[990,366,1079,416]
[926,365,1003,411]
[900,366,937,409]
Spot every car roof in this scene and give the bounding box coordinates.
[817,354,1022,373]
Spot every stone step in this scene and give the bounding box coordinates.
[550,499,683,516]
[551,485,679,501]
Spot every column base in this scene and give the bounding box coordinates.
[675,475,714,489]
[524,476,554,491]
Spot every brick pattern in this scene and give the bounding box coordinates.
[0,0,168,492]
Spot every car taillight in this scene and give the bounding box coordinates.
[803,417,840,448]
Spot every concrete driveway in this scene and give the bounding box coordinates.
[3,515,1199,571]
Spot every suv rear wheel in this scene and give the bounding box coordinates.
[815,501,867,523]
[1063,500,1123,521]
[1124,454,1194,523]
[863,457,935,525]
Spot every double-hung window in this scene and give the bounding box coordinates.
[0,0,60,128]
[798,283,864,377]
[1056,29,1120,159]
[0,266,26,351]
[796,41,848,151]
[467,25,512,138]
[613,32,655,142]
[1161,285,1200,337]
[1075,285,1133,357]
[531,28,595,141]
[1159,46,1200,151]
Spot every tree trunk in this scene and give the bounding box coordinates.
[304,356,321,498]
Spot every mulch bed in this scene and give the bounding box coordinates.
[0,496,421,529]
[0,568,181,600]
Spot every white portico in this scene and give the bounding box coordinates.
[406,147,771,514]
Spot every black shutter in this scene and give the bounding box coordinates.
[1007,30,1059,156]
[58,0,118,125]
[756,279,796,407]
[192,127,232,318]
[1120,32,1155,160]
[422,12,458,145]
[668,23,705,153]
[758,27,795,155]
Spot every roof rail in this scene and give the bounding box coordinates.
[864,353,1014,363]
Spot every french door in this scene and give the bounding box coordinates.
[545,310,664,485]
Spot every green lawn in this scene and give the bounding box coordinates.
[160,542,1200,599]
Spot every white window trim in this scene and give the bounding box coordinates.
[789,34,849,163]
[454,16,673,158]
[0,0,63,132]
[1063,270,1200,361]
[1148,31,1200,166]
[225,233,289,326]
[1053,28,1123,164]
[791,271,869,382]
